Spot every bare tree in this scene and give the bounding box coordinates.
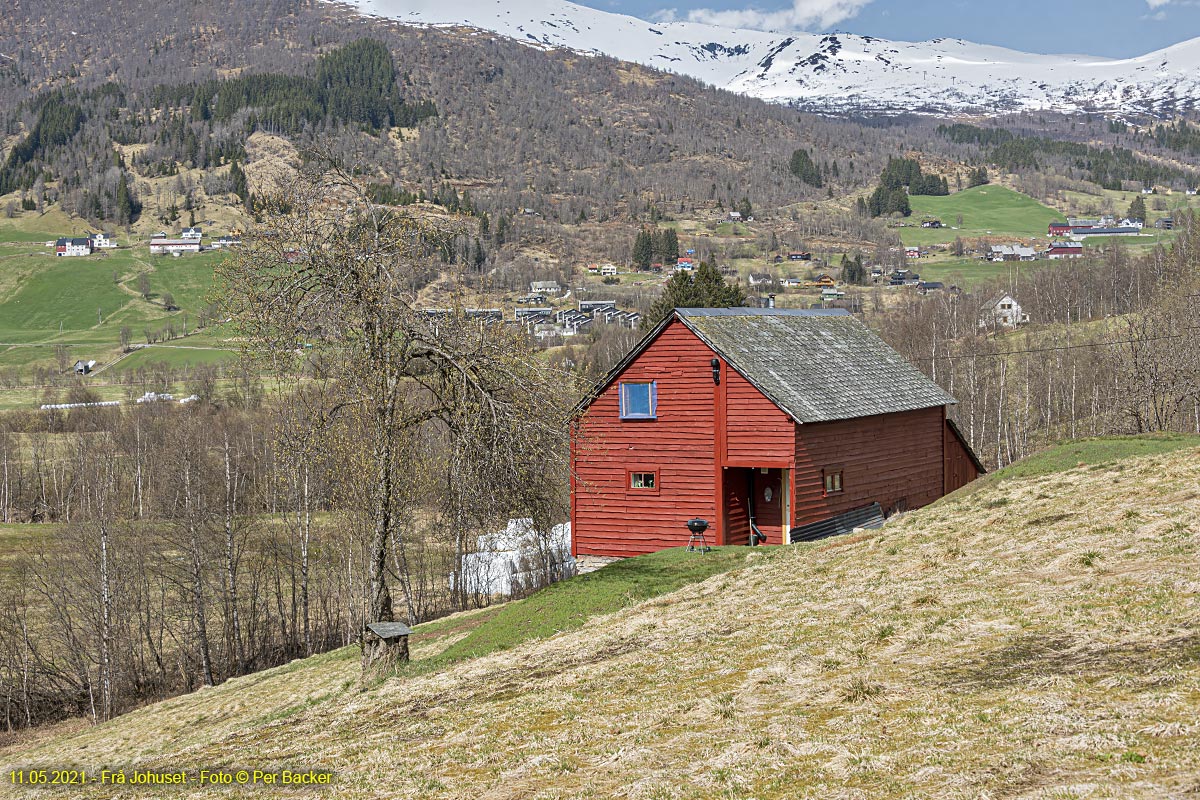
[215,152,575,672]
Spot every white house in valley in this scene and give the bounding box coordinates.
[979,293,1029,329]
[55,237,93,257]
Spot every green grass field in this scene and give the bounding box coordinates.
[0,221,232,382]
[410,546,757,674]
[107,345,239,372]
[0,258,133,333]
[0,230,56,244]
[913,255,1050,289]
[900,185,1060,246]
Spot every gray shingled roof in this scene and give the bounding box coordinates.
[676,308,955,424]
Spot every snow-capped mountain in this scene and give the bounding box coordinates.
[337,0,1200,116]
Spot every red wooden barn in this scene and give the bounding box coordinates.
[570,308,983,557]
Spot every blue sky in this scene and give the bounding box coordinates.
[592,0,1200,57]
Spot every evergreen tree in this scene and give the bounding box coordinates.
[229,160,249,205]
[643,261,746,329]
[967,166,990,187]
[1127,194,1147,222]
[114,172,141,225]
[789,147,822,187]
[661,228,679,263]
[842,253,866,285]
[631,229,653,269]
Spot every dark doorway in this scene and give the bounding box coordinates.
[723,467,787,545]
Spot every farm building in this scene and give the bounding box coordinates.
[570,308,983,557]
[1046,242,1084,259]
[1073,226,1140,237]
[987,245,1036,262]
[55,237,93,257]
[149,239,202,255]
[90,232,117,249]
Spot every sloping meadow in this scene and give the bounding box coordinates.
[4,440,1199,798]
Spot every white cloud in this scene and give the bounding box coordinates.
[680,0,874,32]
[1145,0,1172,7]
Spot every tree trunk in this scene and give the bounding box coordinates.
[223,433,246,675]
[184,462,214,688]
[367,374,398,624]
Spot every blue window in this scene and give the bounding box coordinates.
[619,381,657,419]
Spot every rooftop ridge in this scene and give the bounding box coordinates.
[676,307,850,317]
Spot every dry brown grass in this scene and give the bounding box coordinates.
[243,132,302,197]
[3,446,1199,798]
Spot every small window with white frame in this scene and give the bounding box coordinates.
[619,381,657,419]
[630,471,656,490]
[823,469,844,495]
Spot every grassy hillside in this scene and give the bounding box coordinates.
[0,221,239,404]
[901,185,1060,246]
[3,436,1200,797]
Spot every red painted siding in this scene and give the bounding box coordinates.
[723,367,794,466]
[793,407,945,526]
[723,470,750,545]
[573,318,974,557]
[573,320,720,556]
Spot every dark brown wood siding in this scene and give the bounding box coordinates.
[572,320,720,557]
[793,407,946,526]
[944,419,983,493]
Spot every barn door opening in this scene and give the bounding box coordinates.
[723,467,785,545]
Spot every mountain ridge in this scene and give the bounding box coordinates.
[336,0,1200,116]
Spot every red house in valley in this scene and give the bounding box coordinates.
[570,308,983,557]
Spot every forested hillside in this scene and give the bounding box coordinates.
[4,0,1200,237]
[0,0,907,228]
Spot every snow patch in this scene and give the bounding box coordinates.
[333,0,1200,115]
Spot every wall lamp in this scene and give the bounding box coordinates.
[711,357,721,385]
